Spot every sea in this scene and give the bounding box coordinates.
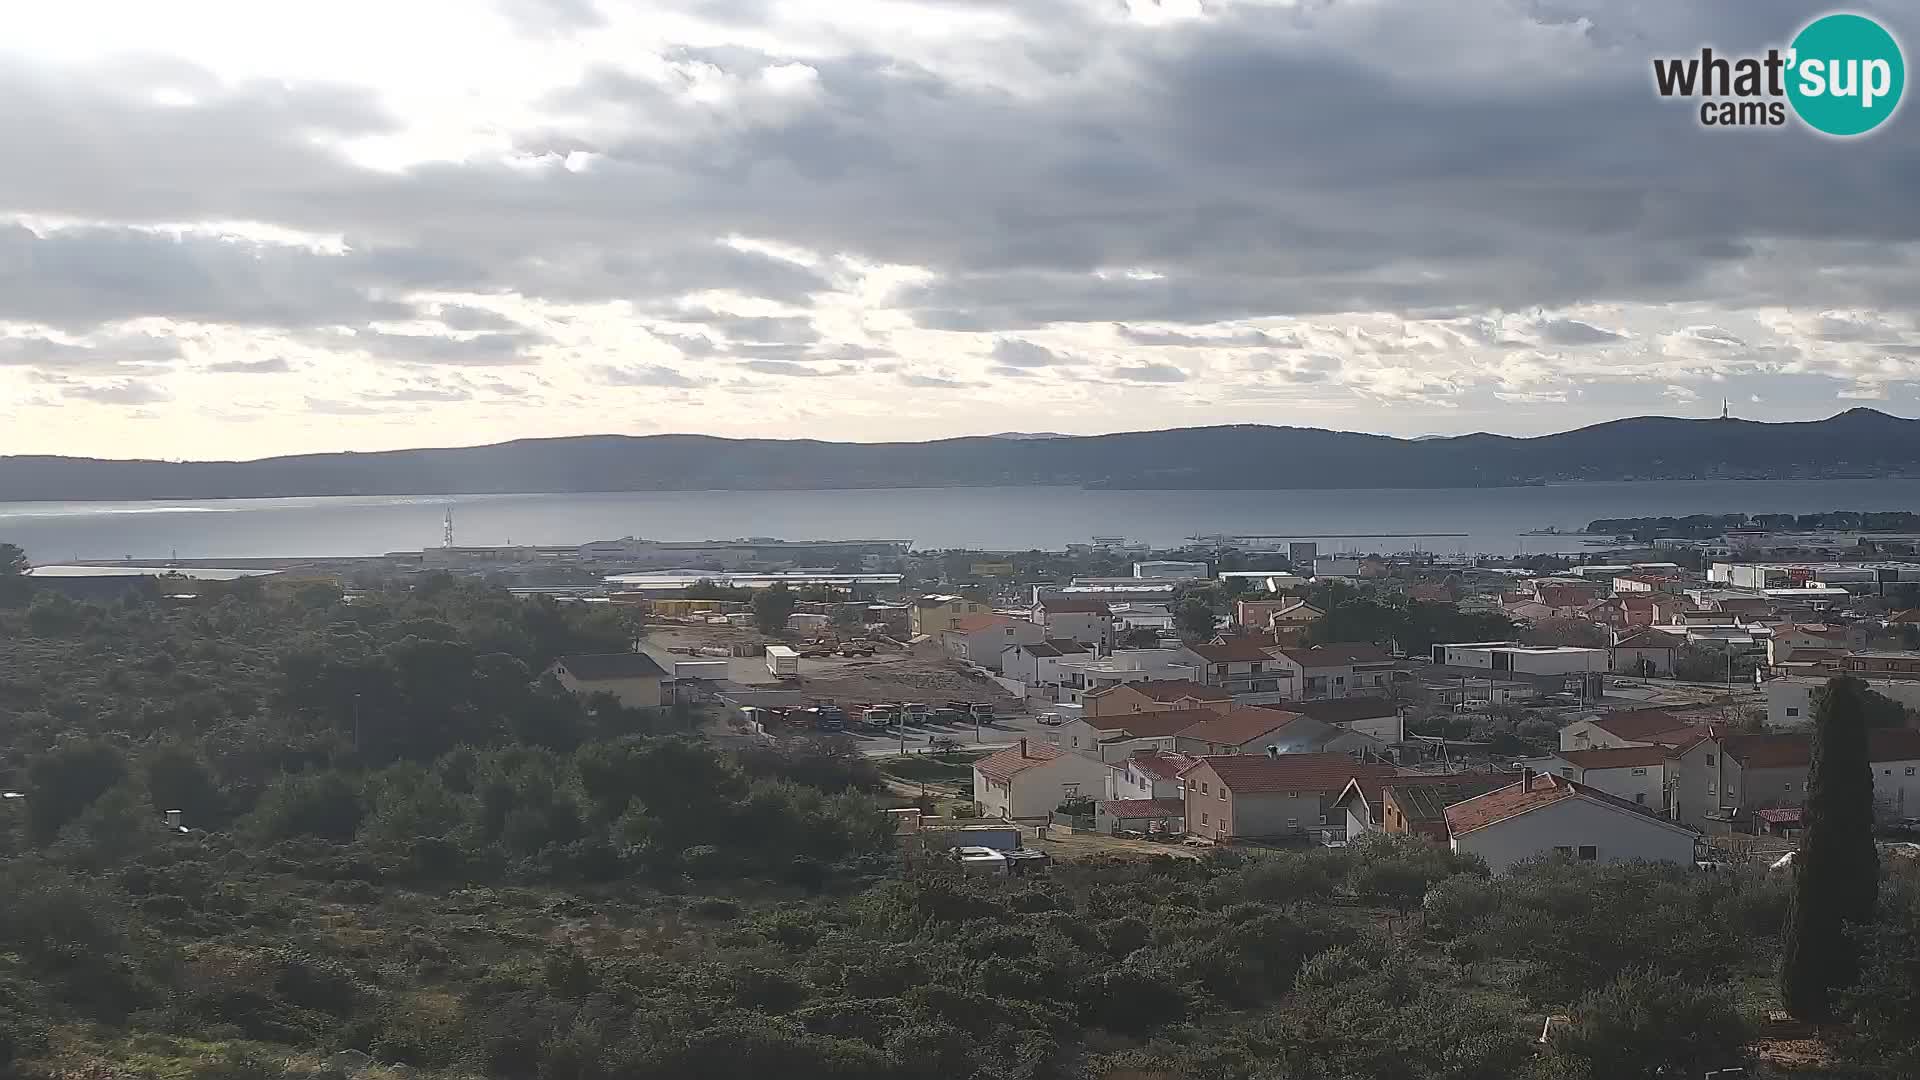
[7,478,1920,563]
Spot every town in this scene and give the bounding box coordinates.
[31,521,1920,868]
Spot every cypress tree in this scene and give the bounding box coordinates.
[1780,676,1881,1020]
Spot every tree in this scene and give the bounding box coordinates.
[26,740,129,845]
[1521,618,1607,649]
[753,582,797,634]
[1176,596,1218,640]
[0,542,29,608]
[1118,626,1162,650]
[1554,968,1750,1079]
[1781,677,1882,1021]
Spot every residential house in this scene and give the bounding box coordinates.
[1052,647,1205,702]
[1269,644,1397,700]
[1034,594,1114,648]
[1235,599,1292,631]
[1408,583,1455,604]
[1189,637,1294,696]
[1181,754,1398,842]
[550,653,667,709]
[1271,600,1325,629]
[1765,674,1920,728]
[1106,750,1197,801]
[1266,697,1407,743]
[910,594,990,638]
[1381,777,1511,841]
[1588,594,1682,632]
[1173,708,1382,758]
[1433,642,1609,676]
[1670,727,1920,830]
[971,739,1115,820]
[1557,708,1700,752]
[1542,746,1671,812]
[1109,603,1175,635]
[1610,629,1686,676]
[1335,773,1510,842]
[1838,651,1920,680]
[1055,708,1222,762]
[1098,750,1194,833]
[1000,639,1091,687]
[941,614,1044,672]
[1768,623,1860,666]
[1082,679,1232,718]
[1444,772,1700,873]
[1535,581,1605,610]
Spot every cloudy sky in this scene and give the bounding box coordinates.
[3,0,1917,459]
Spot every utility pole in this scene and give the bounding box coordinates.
[353,693,363,752]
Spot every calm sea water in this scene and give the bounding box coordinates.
[5,480,1920,562]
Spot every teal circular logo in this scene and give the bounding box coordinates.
[1787,13,1905,136]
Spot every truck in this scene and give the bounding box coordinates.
[765,645,800,678]
[673,659,731,680]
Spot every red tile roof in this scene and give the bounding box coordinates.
[1086,708,1222,739]
[1588,709,1692,741]
[1176,708,1301,747]
[950,613,1017,634]
[1187,753,1397,795]
[1101,679,1230,703]
[1258,698,1399,725]
[974,740,1080,783]
[1756,807,1804,825]
[1722,728,1920,769]
[1191,637,1280,663]
[1127,750,1198,780]
[1274,643,1393,668]
[1444,773,1688,836]
[1102,798,1186,820]
[1556,746,1673,770]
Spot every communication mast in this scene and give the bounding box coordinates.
[443,509,455,548]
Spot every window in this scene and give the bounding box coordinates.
[1785,783,1794,791]
[1553,845,1573,857]
[1286,817,1298,831]
[1908,767,1916,776]
[1631,767,1647,776]
[1201,811,1209,825]
[1635,793,1647,805]
[1335,676,1345,685]
[1707,784,1716,795]
[1319,813,1328,825]
[1578,845,1598,861]
[1707,755,1716,766]
[1061,783,1079,797]
[1201,781,1209,794]
[1218,788,1226,801]
[1786,707,1800,717]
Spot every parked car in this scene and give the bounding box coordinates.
[931,708,968,724]
[1036,714,1064,726]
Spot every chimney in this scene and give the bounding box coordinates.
[163,809,184,829]
[1519,767,1533,790]
[1019,737,1029,758]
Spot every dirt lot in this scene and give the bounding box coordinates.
[1033,831,1203,862]
[644,624,1020,714]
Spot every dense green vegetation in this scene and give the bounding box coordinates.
[4,569,1920,1078]
[1783,678,1882,1021]
[1304,581,1515,654]
[1588,510,1920,537]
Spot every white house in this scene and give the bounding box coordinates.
[972,739,1115,820]
[1281,698,1407,744]
[1766,675,1920,728]
[1269,644,1396,700]
[550,653,667,709]
[941,614,1045,672]
[1557,708,1698,752]
[1133,560,1208,580]
[1443,772,1699,873]
[1543,746,1670,813]
[1033,595,1114,648]
[1000,639,1091,687]
[1434,642,1608,676]
[1610,629,1685,677]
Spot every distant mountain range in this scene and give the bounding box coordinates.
[4,409,1918,501]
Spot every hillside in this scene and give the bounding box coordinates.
[2,408,1916,500]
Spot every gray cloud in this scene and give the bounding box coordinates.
[1537,319,1625,346]
[596,363,705,387]
[741,359,840,377]
[1112,362,1189,383]
[435,306,524,333]
[898,373,977,389]
[205,357,293,374]
[1116,324,1297,348]
[333,329,546,367]
[0,331,179,373]
[61,380,171,405]
[991,338,1061,368]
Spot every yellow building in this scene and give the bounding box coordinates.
[910,594,990,638]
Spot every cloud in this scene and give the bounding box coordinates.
[333,330,545,367]
[1116,324,1296,348]
[595,364,705,387]
[1111,362,1189,383]
[0,331,180,373]
[991,338,1060,368]
[435,306,524,333]
[1536,319,1624,346]
[741,359,839,377]
[898,373,977,389]
[61,380,171,405]
[205,357,293,374]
